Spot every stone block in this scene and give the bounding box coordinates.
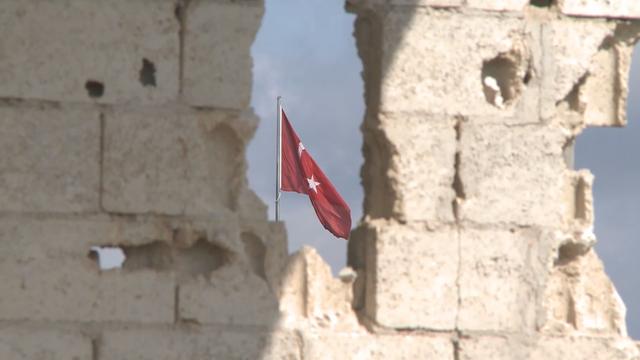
[183,1,263,109]
[99,329,300,360]
[466,0,528,12]
[368,113,456,223]
[458,122,571,228]
[0,260,175,323]
[179,265,279,326]
[459,335,639,360]
[103,108,254,215]
[0,329,92,360]
[457,228,553,332]
[559,0,640,19]
[0,105,100,213]
[540,20,616,121]
[363,221,458,330]
[379,10,538,121]
[303,332,454,359]
[0,216,173,262]
[0,0,179,104]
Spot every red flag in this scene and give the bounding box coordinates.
[280,110,351,239]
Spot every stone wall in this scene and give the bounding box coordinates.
[0,0,639,359]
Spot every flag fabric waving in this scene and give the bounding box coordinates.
[280,109,351,239]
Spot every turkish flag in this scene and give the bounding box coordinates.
[280,110,351,239]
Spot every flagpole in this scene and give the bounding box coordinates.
[276,96,282,222]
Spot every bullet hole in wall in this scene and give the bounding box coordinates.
[139,58,157,87]
[85,80,105,98]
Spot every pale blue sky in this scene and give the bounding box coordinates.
[247,0,639,338]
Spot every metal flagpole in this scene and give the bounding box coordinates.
[275,96,282,222]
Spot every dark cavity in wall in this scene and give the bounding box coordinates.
[139,58,157,87]
[88,238,230,280]
[530,0,554,7]
[481,53,521,108]
[85,80,104,98]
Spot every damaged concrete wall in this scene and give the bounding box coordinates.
[343,0,640,359]
[0,0,295,358]
[1,0,639,359]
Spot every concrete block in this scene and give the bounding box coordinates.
[458,122,570,228]
[368,113,456,224]
[364,221,458,330]
[0,105,100,213]
[457,228,551,332]
[0,0,179,104]
[303,332,454,359]
[0,329,92,360]
[541,20,615,121]
[0,260,175,323]
[559,0,640,19]
[103,108,254,215]
[459,335,640,360]
[179,265,279,326]
[183,1,263,109]
[379,10,538,120]
[100,329,300,360]
[466,0,528,12]
[0,216,173,262]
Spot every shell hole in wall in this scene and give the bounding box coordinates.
[88,246,126,270]
[481,53,523,108]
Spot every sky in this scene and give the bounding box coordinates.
[248,0,640,339]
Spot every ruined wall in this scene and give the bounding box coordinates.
[0,0,296,358]
[345,0,640,358]
[1,0,640,359]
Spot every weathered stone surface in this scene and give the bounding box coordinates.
[0,216,172,262]
[278,247,359,330]
[466,0,528,12]
[303,332,454,359]
[0,329,92,360]
[103,108,255,215]
[0,105,100,213]
[559,0,640,19]
[542,248,628,336]
[459,335,640,360]
[368,113,456,223]
[458,122,570,227]
[0,260,175,323]
[541,20,615,122]
[183,1,263,109]
[379,11,538,120]
[0,0,179,104]
[100,329,301,360]
[179,264,279,326]
[364,221,458,330]
[457,228,552,332]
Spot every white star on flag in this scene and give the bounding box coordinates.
[307,175,320,193]
[298,142,305,157]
